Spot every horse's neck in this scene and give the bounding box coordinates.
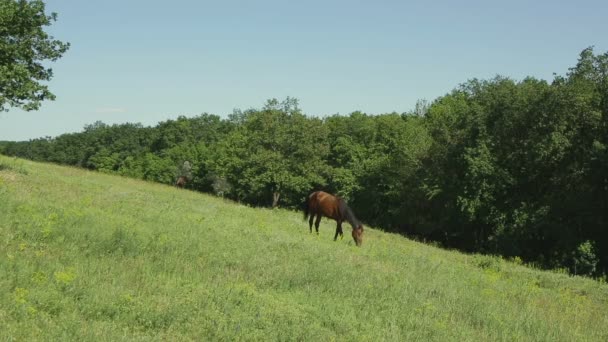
[346,218,359,229]
[339,202,359,228]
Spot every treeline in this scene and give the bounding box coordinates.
[2,48,607,277]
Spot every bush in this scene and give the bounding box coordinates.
[573,240,599,276]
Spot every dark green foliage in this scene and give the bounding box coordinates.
[3,48,607,277]
[417,48,608,276]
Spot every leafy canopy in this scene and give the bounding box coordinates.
[0,0,69,111]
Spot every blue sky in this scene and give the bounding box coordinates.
[1,0,607,141]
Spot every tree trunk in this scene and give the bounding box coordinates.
[272,192,280,208]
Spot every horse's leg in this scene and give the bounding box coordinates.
[314,215,322,235]
[334,220,342,241]
[309,213,314,233]
[339,221,344,240]
[334,220,340,241]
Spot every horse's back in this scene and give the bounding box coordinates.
[309,191,336,206]
[309,191,340,219]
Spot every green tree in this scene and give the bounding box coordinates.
[325,112,431,230]
[211,98,329,207]
[0,0,69,111]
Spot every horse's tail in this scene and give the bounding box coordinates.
[303,196,310,221]
[302,192,315,220]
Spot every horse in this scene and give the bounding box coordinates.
[175,176,187,188]
[303,191,364,246]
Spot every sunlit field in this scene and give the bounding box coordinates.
[1,155,607,341]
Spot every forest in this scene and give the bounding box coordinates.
[2,48,607,277]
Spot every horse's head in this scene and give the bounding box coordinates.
[352,225,364,246]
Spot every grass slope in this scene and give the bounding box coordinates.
[1,155,607,341]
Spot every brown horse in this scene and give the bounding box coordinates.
[303,191,364,246]
[175,176,187,188]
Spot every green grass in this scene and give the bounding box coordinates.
[1,155,607,341]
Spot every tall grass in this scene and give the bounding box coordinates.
[1,155,607,341]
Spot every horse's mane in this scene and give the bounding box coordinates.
[338,198,361,229]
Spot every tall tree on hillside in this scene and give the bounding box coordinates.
[0,0,69,111]
[211,98,330,207]
[324,112,431,230]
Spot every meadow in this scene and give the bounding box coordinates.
[1,155,607,341]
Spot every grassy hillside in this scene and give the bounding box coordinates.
[1,155,607,341]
